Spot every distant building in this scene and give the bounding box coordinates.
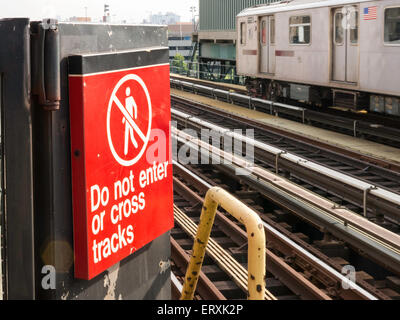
[168,22,194,61]
[195,0,280,83]
[103,4,111,23]
[69,17,92,23]
[147,12,180,25]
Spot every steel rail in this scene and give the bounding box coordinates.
[171,269,184,300]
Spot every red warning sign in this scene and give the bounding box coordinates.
[69,50,173,280]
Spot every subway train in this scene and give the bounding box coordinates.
[236,0,400,115]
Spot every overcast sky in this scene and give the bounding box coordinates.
[0,0,199,23]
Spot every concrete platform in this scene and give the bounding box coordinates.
[171,88,400,166]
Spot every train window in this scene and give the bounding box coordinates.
[261,20,267,45]
[289,16,311,44]
[248,25,254,41]
[334,12,344,44]
[240,22,246,45]
[350,11,359,44]
[384,7,400,44]
[270,18,275,44]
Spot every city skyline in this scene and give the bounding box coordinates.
[0,0,198,23]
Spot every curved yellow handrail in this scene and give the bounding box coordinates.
[180,187,266,300]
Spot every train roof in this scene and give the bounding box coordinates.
[237,0,373,17]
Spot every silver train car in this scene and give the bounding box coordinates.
[236,0,400,115]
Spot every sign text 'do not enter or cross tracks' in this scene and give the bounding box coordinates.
[69,48,173,280]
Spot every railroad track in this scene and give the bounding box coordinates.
[172,166,328,300]
[171,98,400,230]
[170,77,400,148]
[170,75,248,95]
[170,74,400,128]
[173,125,400,273]
[171,159,400,300]
[170,87,400,300]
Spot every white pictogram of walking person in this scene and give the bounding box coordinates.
[122,87,139,155]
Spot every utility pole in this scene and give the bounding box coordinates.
[190,6,196,32]
[103,4,110,23]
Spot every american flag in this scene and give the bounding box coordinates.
[363,6,377,20]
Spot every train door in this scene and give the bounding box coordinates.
[332,7,359,83]
[269,16,276,74]
[260,16,275,74]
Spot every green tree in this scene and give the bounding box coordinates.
[172,53,188,74]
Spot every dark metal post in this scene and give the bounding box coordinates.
[0,18,36,300]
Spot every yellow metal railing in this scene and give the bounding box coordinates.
[180,187,266,300]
